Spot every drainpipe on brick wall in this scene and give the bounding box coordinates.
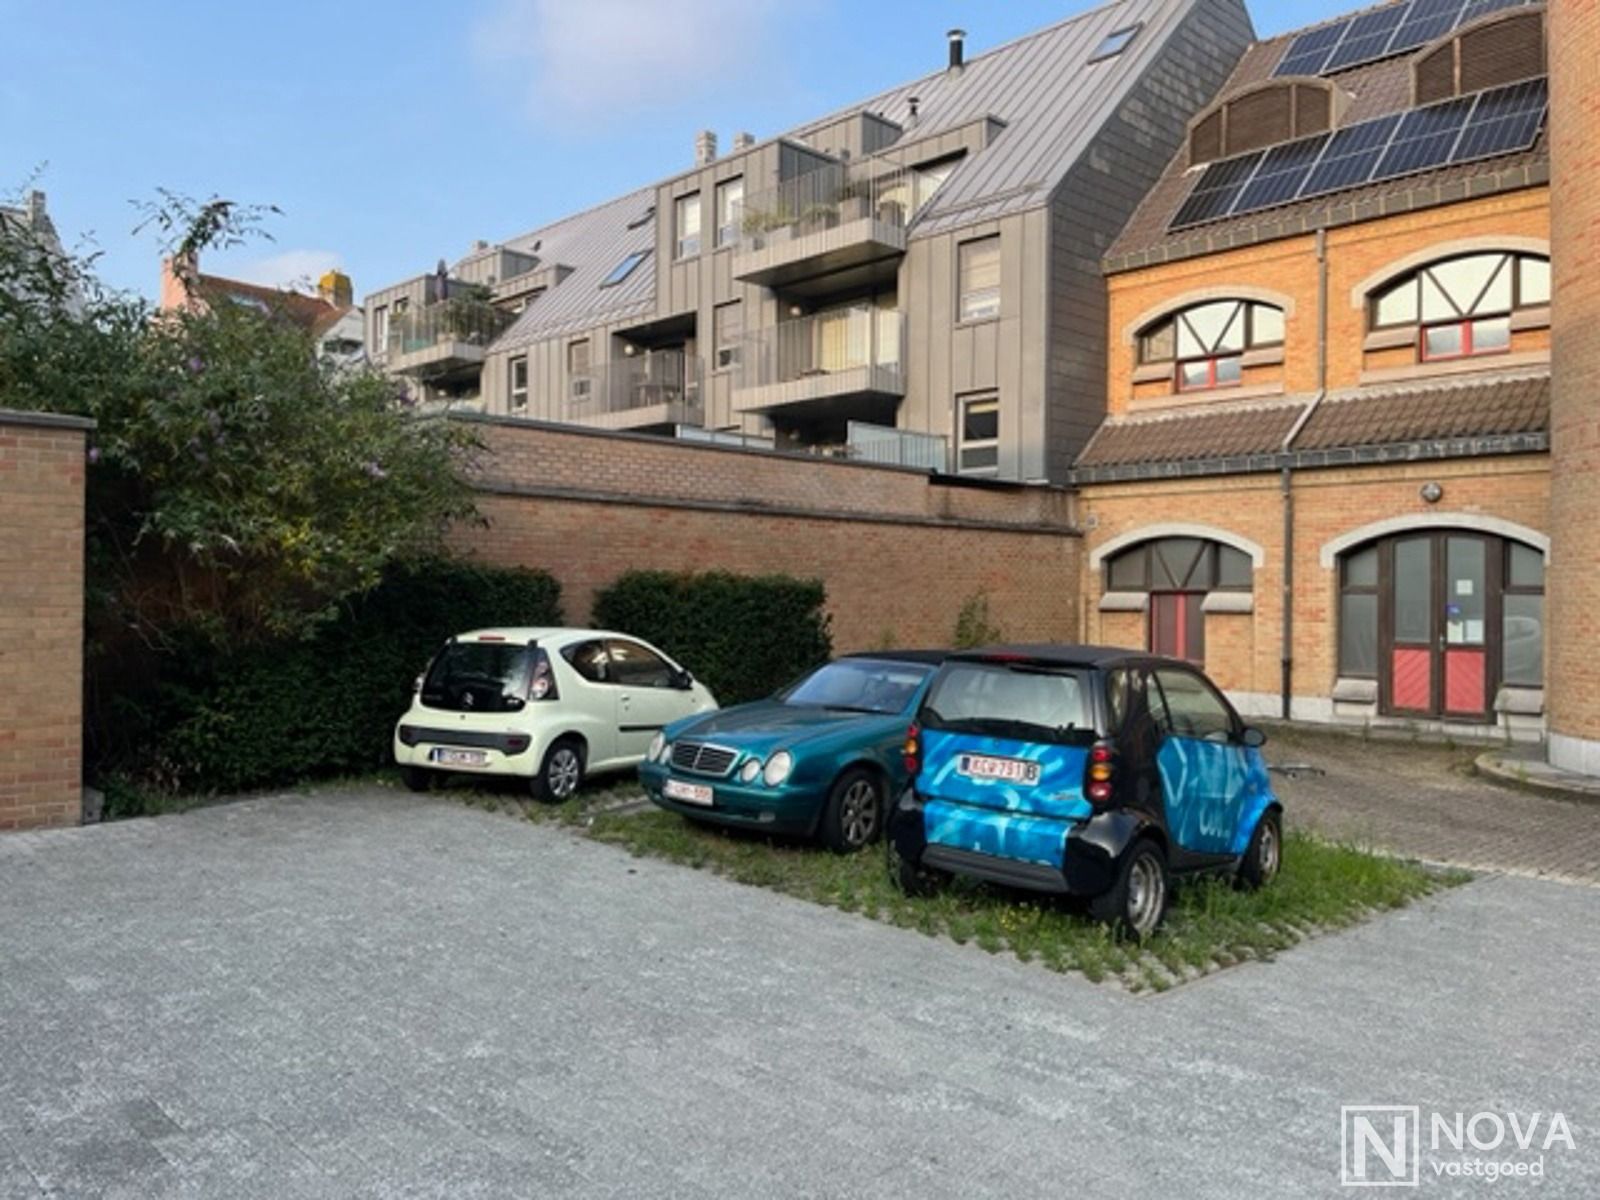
[1280,228,1332,719]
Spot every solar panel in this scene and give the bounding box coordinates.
[1234,135,1331,212]
[1275,21,1348,77]
[1273,0,1537,79]
[1372,96,1474,179]
[1168,79,1546,232]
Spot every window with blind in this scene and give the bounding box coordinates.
[958,237,1001,322]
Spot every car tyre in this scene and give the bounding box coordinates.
[531,738,585,804]
[821,768,885,853]
[400,766,433,794]
[1090,837,1169,941]
[1236,808,1282,891]
[888,837,948,897]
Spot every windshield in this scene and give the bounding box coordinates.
[921,662,1095,745]
[781,659,932,715]
[420,642,534,714]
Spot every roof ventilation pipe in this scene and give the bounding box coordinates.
[948,29,966,70]
[695,130,718,166]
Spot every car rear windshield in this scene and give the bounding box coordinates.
[920,661,1095,745]
[781,659,932,715]
[420,641,534,713]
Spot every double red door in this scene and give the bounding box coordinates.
[1387,533,1490,720]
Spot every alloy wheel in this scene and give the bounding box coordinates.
[1257,819,1280,882]
[548,747,581,799]
[839,779,880,846]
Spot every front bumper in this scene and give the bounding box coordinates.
[394,723,538,778]
[888,788,1122,897]
[638,760,820,835]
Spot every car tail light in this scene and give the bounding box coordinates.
[527,647,559,702]
[902,722,921,778]
[504,734,531,756]
[398,724,420,747]
[1085,741,1115,805]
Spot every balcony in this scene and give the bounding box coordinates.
[386,298,516,382]
[733,306,905,421]
[569,350,703,432]
[731,162,938,295]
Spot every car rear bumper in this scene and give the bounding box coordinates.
[889,788,1121,897]
[394,724,538,777]
[638,761,819,835]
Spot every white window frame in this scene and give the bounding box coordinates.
[713,301,742,371]
[715,177,743,249]
[675,192,702,260]
[567,339,591,402]
[957,393,1000,476]
[509,356,528,411]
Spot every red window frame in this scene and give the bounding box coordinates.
[1175,354,1243,392]
[1419,316,1513,363]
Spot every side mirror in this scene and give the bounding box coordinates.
[1239,726,1268,749]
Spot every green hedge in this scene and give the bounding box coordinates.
[135,560,562,796]
[593,570,832,705]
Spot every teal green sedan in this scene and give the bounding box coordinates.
[638,652,948,852]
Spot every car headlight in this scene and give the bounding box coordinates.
[648,732,666,762]
[659,741,675,764]
[739,758,762,783]
[762,751,793,787]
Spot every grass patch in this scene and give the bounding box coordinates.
[569,790,1466,993]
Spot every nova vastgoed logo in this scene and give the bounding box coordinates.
[1341,1105,1577,1187]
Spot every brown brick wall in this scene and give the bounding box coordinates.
[1080,455,1550,711]
[0,412,89,831]
[1547,0,1600,754]
[453,417,1081,654]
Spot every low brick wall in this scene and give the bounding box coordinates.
[451,416,1081,653]
[0,409,91,830]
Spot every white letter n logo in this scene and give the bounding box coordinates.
[1342,1106,1420,1187]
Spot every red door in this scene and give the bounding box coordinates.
[1384,534,1490,720]
[1150,592,1205,665]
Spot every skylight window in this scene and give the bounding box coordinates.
[1089,24,1142,63]
[600,250,649,287]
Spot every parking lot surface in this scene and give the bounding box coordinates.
[3,786,1598,1198]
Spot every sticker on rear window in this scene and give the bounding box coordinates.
[956,754,1041,785]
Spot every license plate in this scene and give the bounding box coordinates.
[957,754,1041,785]
[432,748,488,768]
[663,779,714,806]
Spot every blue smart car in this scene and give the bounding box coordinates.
[887,645,1282,938]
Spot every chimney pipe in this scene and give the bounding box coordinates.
[695,129,718,167]
[907,96,921,123]
[948,29,966,70]
[732,130,755,152]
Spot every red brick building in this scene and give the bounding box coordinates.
[1075,2,1559,740]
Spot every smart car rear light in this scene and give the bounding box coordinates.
[527,647,560,702]
[902,722,921,777]
[1085,740,1115,805]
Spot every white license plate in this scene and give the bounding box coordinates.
[663,779,714,806]
[957,754,1041,785]
[432,748,488,768]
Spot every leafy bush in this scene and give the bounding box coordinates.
[953,591,1003,649]
[125,560,561,797]
[593,571,832,705]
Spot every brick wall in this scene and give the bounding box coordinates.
[452,416,1081,653]
[1080,454,1551,717]
[0,410,90,830]
[1546,0,1600,770]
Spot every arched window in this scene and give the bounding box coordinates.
[1138,300,1285,392]
[1188,79,1339,167]
[1414,9,1545,106]
[1338,531,1544,719]
[1369,252,1549,361]
[1104,537,1254,664]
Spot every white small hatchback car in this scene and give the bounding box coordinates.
[394,627,717,801]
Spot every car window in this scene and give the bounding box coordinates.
[606,639,675,688]
[562,640,611,683]
[420,642,533,713]
[921,662,1095,745]
[782,659,932,715]
[1152,668,1234,741]
[1105,668,1133,733]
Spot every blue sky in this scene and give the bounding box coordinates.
[4,0,1351,302]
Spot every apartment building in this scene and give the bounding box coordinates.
[365,0,1255,481]
[1074,0,1557,737]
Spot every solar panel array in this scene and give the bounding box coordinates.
[1274,0,1534,78]
[1170,78,1546,231]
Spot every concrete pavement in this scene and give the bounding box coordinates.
[2,788,1597,1198]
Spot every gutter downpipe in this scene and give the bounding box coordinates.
[1280,227,1331,720]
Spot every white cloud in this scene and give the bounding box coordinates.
[472,0,784,128]
[232,248,346,292]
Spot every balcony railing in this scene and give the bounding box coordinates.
[572,350,702,417]
[386,299,515,360]
[846,422,948,472]
[736,306,904,392]
[731,161,940,253]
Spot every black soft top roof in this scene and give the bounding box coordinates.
[948,643,1150,668]
[841,649,951,667]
